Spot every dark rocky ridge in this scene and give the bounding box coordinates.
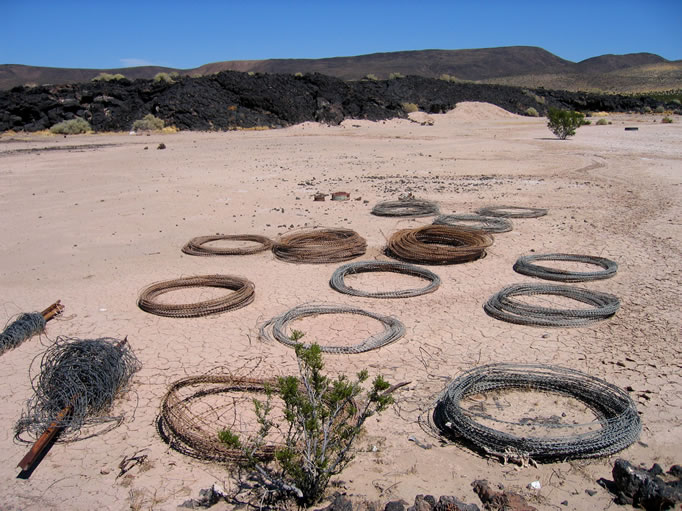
[0,71,676,133]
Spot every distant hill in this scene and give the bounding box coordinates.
[1,46,680,92]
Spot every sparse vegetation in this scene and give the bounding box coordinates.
[218,341,393,506]
[546,108,585,139]
[132,114,165,131]
[364,73,379,81]
[92,72,126,82]
[294,72,303,78]
[525,107,539,117]
[655,105,665,113]
[439,74,459,82]
[401,102,418,113]
[388,72,404,80]
[596,118,610,125]
[153,72,175,84]
[661,116,673,123]
[50,118,91,134]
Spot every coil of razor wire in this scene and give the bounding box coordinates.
[475,206,547,218]
[182,234,273,256]
[484,283,620,327]
[138,275,255,318]
[371,199,440,217]
[1,313,45,354]
[330,261,441,298]
[433,214,513,233]
[432,363,641,462]
[259,303,406,354]
[272,228,367,264]
[513,253,618,282]
[15,337,141,441]
[386,225,493,265]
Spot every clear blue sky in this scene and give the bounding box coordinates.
[3,0,681,69]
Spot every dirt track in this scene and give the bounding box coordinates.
[0,105,680,510]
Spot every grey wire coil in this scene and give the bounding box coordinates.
[432,363,641,462]
[1,312,45,354]
[259,303,406,354]
[371,199,440,217]
[513,253,618,282]
[15,337,141,441]
[475,206,548,218]
[330,261,441,298]
[181,234,273,256]
[484,283,620,327]
[433,214,513,233]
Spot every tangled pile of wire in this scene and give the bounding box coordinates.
[513,253,618,282]
[476,206,547,218]
[330,261,441,298]
[15,337,140,441]
[138,275,255,318]
[1,313,45,354]
[371,198,440,217]
[386,225,493,265]
[433,214,513,233]
[182,234,273,256]
[272,228,366,263]
[484,283,620,327]
[259,303,405,354]
[157,374,280,462]
[432,363,641,462]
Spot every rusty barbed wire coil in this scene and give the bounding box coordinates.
[181,234,273,256]
[386,225,493,265]
[272,228,366,264]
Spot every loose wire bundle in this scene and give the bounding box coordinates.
[433,214,513,233]
[181,234,273,256]
[259,303,406,354]
[272,228,367,264]
[15,336,140,442]
[371,198,440,218]
[138,275,255,318]
[484,283,620,327]
[330,261,441,298]
[1,302,64,355]
[386,225,493,265]
[432,363,641,462]
[513,253,618,282]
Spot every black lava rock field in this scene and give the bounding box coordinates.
[0,71,673,133]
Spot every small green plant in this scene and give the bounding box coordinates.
[401,102,418,113]
[672,99,681,106]
[294,72,303,78]
[153,72,175,84]
[92,72,125,82]
[661,116,673,123]
[388,72,404,80]
[132,114,165,131]
[50,118,91,134]
[525,107,539,117]
[654,105,665,114]
[596,118,609,125]
[219,343,394,506]
[364,73,379,81]
[546,107,585,139]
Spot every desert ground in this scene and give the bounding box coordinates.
[0,103,680,510]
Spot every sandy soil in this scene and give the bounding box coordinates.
[0,104,680,510]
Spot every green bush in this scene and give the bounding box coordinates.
[132,114,165,131]
[401,102,418,113]
[596,118,609,125]
[662,116,673,123]
[50,118,91,134]
[546,108,585,139]
[219,342,393,506]
[364,73,379,81]
[525,107,539,117]
[655,105,665,113]
[388,72,404,80]
[153,72,175,84]
[92,72,125,82]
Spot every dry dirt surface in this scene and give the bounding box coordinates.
[0,103,680,510]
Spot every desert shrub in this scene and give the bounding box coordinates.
[219,342,393,506]
[92,72,125,82]
[596,118,609,125]
[525,107,539,117]
[672,99,681,106]
[546,108,585,139]
[534,95,546,105]
[388,72,404,79]
[50,118,91,134]
[655,105,665,113]
[401,102,418,113]
[294,72,303,77]
[153,72,175,84]
[661,116,673,123]
[132,114,165,131]
[642,106,653,113]
[364,73,379,81]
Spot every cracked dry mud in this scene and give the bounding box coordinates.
[0,104,680,510]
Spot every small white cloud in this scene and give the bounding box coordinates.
[120,58,154,67]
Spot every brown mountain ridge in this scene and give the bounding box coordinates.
[1,46,680,92]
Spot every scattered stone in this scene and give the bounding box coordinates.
[99,467,110,475]
[560,501,568,506]
[407,494,436,511]
[384,500,408,511]
[179,484,227,508]
[435,495,479,511]
[157,143,166,150]
[585,489,597,496]
[316,493,353,511]
[472,480,537,511]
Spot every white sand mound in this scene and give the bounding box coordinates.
[444,101,520,120]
